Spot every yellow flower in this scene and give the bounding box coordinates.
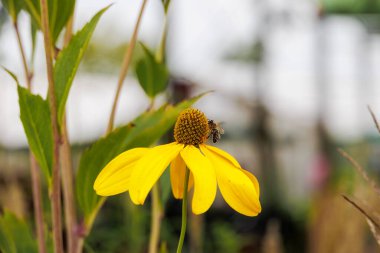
[94,108,261,216]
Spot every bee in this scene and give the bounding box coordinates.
[208,120,224,143]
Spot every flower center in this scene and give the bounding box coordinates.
[174,108,210,145]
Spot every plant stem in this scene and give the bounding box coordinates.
[155,15,168,64]
[147,12,170,252]
[157,0,173,63]
[60,13,78,253]
[40,0,64,252]
[107,0,148,133]
[84,197,107,232]
[60,117,77,253]
[75,1,149,251]
[75,236,84,253]
[149,185,163,253]
[176,168,190,253]
[76,197,106,253]
[14,23,32,89]
[30,148,47,253]
[163,0,172,13]
[64,14,74,46]
[13,20,47,253]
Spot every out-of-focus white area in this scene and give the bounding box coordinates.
[1,0,380,149]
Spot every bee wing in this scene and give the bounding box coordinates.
[215,122,224,134]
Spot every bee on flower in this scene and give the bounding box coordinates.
[94,108,261,216]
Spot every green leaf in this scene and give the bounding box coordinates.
[49,0,75,42]
[1,67,19,85]
[135,43,169,98]
[76,125,133,218]
[22,0,75,43]
[54,7,109,126]
[22,0,40,27]
[1,0,23,22]
[0,212,38,253]
[76,93,207,218]
[18,85,53,180]
[3,69,53,181]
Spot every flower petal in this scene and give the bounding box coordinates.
[129,142,184,205]
[203,145,240,167]
[203,145,260,196]
[180,145,217,214]
[240,169,260,197]
[94,148,148,196]
[170,155,194,199]
[200,145,261,216]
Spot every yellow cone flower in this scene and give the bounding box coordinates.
[94,108,261,216]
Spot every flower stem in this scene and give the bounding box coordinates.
[40,0,64,252]
[107,0,148,133]
[176,168,190,253]
[148,185,162,253]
